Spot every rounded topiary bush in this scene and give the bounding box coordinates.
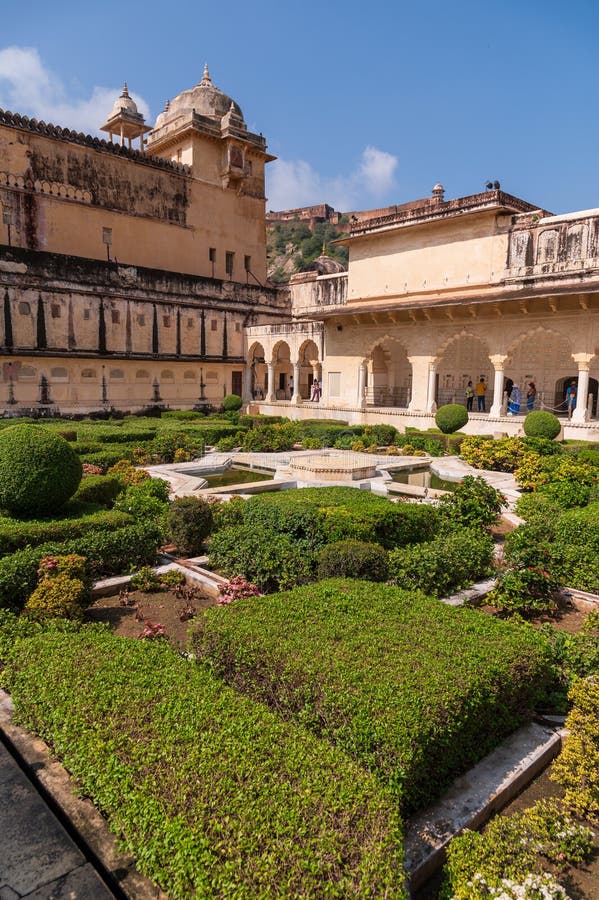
[24,573,88,621]
[223,393,243,412]
[523,410,561,440]
[0,425,82,516]
[435,404,468,434]
[167,496,214,555]
[316,540,388,582]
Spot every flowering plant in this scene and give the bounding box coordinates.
[82,463,102,476]
[138,620,166,641]
[217,575,261,605]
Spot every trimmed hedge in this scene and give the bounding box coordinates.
[73,475,122,507]
[0,506,132,556]
[551,677,599,822]
[208,525,313,592]
[388,528,494,597]
[190,579,551,812]
[524,410,561,440]
[167,496,214,556]
[240,487,439,551]
[3,628,404,899]
[435,404,468,434]
[0,520,162,611]
[0,425,82,515]
[316,540,389,582]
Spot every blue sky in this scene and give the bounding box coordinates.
[1,0,598,214]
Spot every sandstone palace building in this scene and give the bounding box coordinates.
[1,68,598,440]
[0,67,287,411]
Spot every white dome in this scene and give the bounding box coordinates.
[110,83,139,118]
[154,65,243,130]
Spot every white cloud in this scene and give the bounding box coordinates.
[0,46,150,136]
[266,145,398,212]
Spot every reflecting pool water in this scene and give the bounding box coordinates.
[390,467,458,492]
[202,468,274,488]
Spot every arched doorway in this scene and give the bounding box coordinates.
[248,342,266,400]
[366,339,411,407]
[272,340,292,400]
[435,334,492,410]
[507,329,574,414]
[554,376,598,417]
[298,339,320,399]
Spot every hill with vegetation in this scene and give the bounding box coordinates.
[267,219,349,284]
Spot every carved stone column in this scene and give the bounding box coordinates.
[572,355,593,422]
[291,360,301,405]
[265,363,275,402]
[489,355,508,417]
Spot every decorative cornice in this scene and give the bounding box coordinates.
[0,108,190,177]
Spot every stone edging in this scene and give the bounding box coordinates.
[0,690,166,900]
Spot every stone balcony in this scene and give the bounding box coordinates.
[505,209,599,287]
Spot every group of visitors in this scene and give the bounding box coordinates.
[464,376,537,414]
[465,377,489,412]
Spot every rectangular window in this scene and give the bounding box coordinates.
[235,322,241,333]
[83,308,90,320]
[209,247,216,263]
[111,309,120,324]
[18,301,31,315]
[247,160,253,175]
[211,319,218,331]
[163,315,171,328]
[187,318,194,328]
[176,148,182,163]
[244,255,251,272]
[328,372,341,397]
[51,304,61,319]
[225,251,234,277]
[137,314,145,326]
[102,227,112,246]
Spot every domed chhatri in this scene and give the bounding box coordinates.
[100,82,150,151]
[300,253,346,276]
[153,64,245,131]
[110,83,139,118]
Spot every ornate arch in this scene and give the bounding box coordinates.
[365,333,410,357]
[433,329,491,364]
[505,325,573,364]
[271,339,291,364]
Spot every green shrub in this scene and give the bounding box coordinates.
[0,506,132,556]
[222,393,243,411]
[3,629,404,899]
[538,625,599,711]
[524,410,561,440]
[441,798,593,899]
[240,486,439,552]
[87,427,157,444]
[130,566,163,592]
[552,677,599,822]
[190,579,552,812]
[388,528,494,597]
[488,565,561,617]
[215,434,243,451]
[73,475,122,507]
[438,476,504,529]
[316,540,389,581]
[114,479,169,526]
[435,404,468,434]
[107,459,150,486]
[167,497,214,556]
[301,437,323,449]
[56,429,77,442]
[0,425,82,516]
[159,569,186,587]
[24,573,88,621]
[80,448,135,471]
[460,435,527,472]
[363,424,397,446]
[211,496,245,531]
[160,409,206,421]
[241,423,298,452]
[208,525,312,592]
[0,520,162,611]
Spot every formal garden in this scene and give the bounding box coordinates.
[0,402,597,898]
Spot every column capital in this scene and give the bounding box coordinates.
[489,354,508,369]
[572,353,594,371]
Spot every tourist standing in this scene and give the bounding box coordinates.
[475,376,487,411]
[465,380,474,411]
[508,384,521,415]
[566,382,577,417]
[311,379,321,402]
[526,381,537,412]
[504,377,514,400]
